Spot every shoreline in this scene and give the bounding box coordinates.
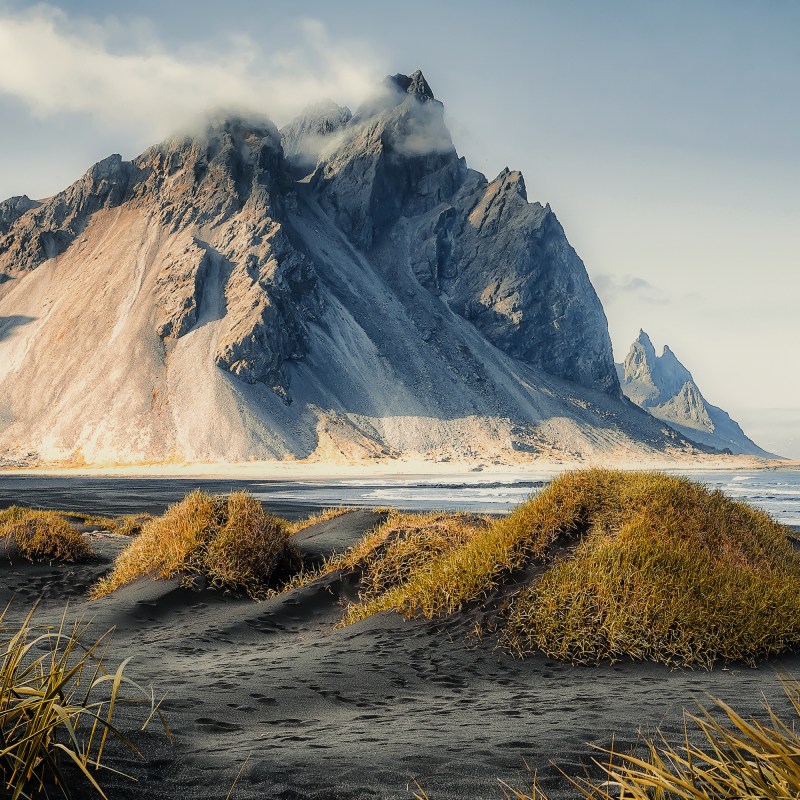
[2,454,796,481]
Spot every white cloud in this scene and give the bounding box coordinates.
[592,272,668,306]
[0,6,381,138]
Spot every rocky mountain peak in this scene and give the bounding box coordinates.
[619,331,770,456]
[131,114,288,227]
[493,168,528,202]
[385,69,435,101]
[635,328,655,352]
[0,66,661,468]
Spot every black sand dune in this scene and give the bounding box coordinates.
[3,511,800,800]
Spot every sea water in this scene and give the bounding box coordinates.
[0,468,798,526]
[251,468,800,526]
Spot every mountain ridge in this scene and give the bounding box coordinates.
[0,71,714,466]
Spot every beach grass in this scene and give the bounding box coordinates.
[0,506,92,562]
[276,509,489,603]
[483,674,800,800]
[285,506,354,535]
[0,604,167,800]
[90,490,289,599]
[310,469,800,667]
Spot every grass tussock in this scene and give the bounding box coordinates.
[1,604,168,800]
[110,514,154,536]
[279,510,490,619]
[337,511,490,625]
[1,506,92,563]
[502,471,800,666]
[65,511,154,536]
[90,490,289,600]
[416,676,800,800]
[320,470,800,667]
[579,677,800,800]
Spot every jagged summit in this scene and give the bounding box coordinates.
[386,69,435,100]
[618,331,772,457]
[0,71,709,466]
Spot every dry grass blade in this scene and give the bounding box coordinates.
[0,603,169,799]
[565,675,800,800]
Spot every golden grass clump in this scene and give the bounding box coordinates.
[502,471,800,666]
[1,605,167,800]
[337,511,490,624]
[325,470,800,667]
[417,675,800,800]
[0,506,92,563]
[111,514,154,536]
[91,490,289,599]
[278,511,489,620]
[579,675,800,800]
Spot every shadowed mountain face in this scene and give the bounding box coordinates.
[0,71,701,465]
[618,330,773,457]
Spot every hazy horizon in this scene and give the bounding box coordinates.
[0,0,797,456]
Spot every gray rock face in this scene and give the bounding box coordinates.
[618,330,772,456]
[0,70,701,464]
[280,100,352,177]
[132,117,321,390]
[301,71,619,394]
[0,195,40,237]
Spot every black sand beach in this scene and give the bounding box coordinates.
[0,475,320,520]
[3,510,800,800]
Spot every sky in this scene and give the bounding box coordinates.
[0,0,797,456]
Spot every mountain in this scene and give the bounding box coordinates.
[0,70,707,466]
[618,330,772,457]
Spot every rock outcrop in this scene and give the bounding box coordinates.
[0,71,708,465]
[618,330,771,456]
[0,195,40,237]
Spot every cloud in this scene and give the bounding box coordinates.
[593,272,669,305]
[0,6,382,140]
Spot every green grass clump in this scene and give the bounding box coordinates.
[1,605,167,800]
[90,490,289,599]
[1,506,92,563]
[323,470,800,667]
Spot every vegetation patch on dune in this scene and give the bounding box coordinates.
[281,510,490,616]
[91,490,289,599]
[1,605,168,800]
[0,506,92,562]
[314,470,800,667]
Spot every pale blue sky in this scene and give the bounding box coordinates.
[0,0,797,454]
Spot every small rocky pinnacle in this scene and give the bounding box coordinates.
[386,69,435,101]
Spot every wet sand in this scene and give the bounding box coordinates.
[2,511,800,800]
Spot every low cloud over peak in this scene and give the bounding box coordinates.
[0,6,381,141]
